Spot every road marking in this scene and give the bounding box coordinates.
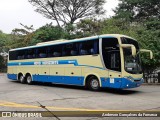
[0,101,39,108]
[0,100,108,111]
[1,100,158,112]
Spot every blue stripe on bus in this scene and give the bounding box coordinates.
[8,62,35,66]
[8,60,105,70]
[33,75,84,86]
[7,73,143,89]
[7,74,17,80]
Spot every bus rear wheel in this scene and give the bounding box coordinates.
[87,76,100,91]
[26,75,33,85]
[19,75,26,84]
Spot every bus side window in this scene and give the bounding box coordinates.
[93,40,99,54]
[38,47,47,58]
[80,40,96,55]
[17,50,25,60]
[9,51,17,60]
[47,46,53,57]
[79,42,88,55]
[50,45,62,57]
[63,43,72,56]
[32,49,36,58]
[70,43,78,56]
[27,49,34,59]
[53,51,61,57]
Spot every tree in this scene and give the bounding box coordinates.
[99,18,160,73]
[11,23,35,47]
[76,18,103,37]
[32,23,64,43]
[137,20,160,73]
[0,30,6,50]
[0,30,13,52]
[28,0,105,26]
[113,0,160,73]
[114,0,160,22]
[0,55,5,69]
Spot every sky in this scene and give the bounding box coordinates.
[0,0,119,34]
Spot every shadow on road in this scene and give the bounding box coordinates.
[101,88,140,95]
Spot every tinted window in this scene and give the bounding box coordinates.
[9,39,99,60]
[79,40,99,55]
[121,37,142,74]
[48,45,62,57]
[9,51,17,60]
[17,50,25,60]
[121,37,139,50]
[62,39,99,57]
[37,47,47,58]
[26,49,35,59]
[102,38,121,71]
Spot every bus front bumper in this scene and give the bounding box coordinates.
[120,77,144,89]
[101,77,144,89]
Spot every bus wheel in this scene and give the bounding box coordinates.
[19,75,26,84]
[88,76,100,91]
[26,75,33,85]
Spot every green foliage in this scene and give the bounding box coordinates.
[0,55,4,68]
[0,0,159,73]
[113,0,160,72]
[76,19,103,37]
[32,23,64,44]
[114,0,160,22]
[0,30,13,52]
[10,24,35,48]
[99,18,160,71]
[0,31,6,47]
[137,23,160,72]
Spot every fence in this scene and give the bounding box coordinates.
[144,72,160,83]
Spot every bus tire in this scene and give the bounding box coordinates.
[87,76,100,91]
[26,75,33,85]
[19,74,26,84]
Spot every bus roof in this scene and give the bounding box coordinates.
[9,34,136,51]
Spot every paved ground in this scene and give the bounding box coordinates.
[0,73,160,120]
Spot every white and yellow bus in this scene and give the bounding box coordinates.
[7,34,153,90]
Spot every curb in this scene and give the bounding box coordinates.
[142,83,160,85]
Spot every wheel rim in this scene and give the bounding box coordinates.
[91,79,99,89]
[20,76,23,82]
[27,76,32,83]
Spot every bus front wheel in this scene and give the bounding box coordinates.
[26,75,33,85]
[87,76,100,91]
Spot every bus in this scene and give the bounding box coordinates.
[7,34,153,90]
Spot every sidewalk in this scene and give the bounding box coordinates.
[0,73,5,76]
[142,83,160,85]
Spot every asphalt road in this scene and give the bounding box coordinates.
[0,73,160,120]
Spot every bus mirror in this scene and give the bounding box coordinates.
[120,44,136,57]
[140,49,153,59]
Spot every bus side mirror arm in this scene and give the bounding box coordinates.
[140,49,153,59]
[120,44,136,57]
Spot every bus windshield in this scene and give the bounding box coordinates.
[121,37,142,74]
